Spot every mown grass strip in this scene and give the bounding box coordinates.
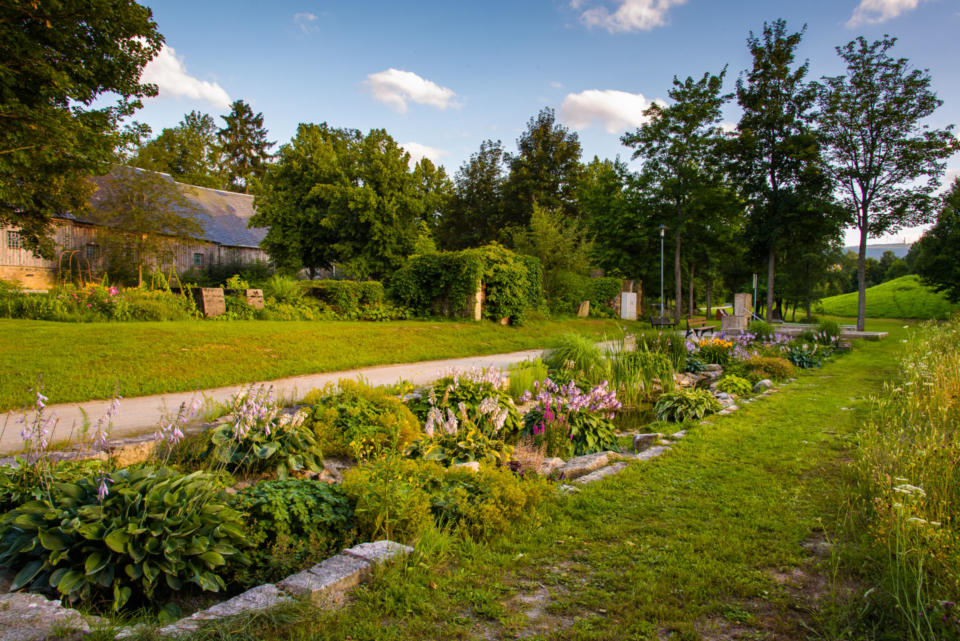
[0,317,643,411]
[130,319,904,641]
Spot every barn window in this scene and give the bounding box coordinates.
[193,252,205,267]
[85,243,99,261]
[6,230,22,250]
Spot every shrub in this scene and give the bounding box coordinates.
[0,465,247,612]
[303,380,421,462]
[785,342,825,369]
[230,480,355,585]
[748,320,777,342]
[202,386,322,478]
[637,332,688,371]
[610,348,674,406]
[265,274,304,304]
[740,356,795,382]
[341,458,548,543]
[654,388,721,423]
[586,277,622,318]
[405,407,512,466]
[521,379,621,457]
[684,354,707,374]
[816,319,841,346]
[302,280,385,314]
[716,375,753,397]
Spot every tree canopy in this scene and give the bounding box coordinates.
[218,100,273,193]
[131,111,225,189]
[0,0,163,256]
[913,179,960,304]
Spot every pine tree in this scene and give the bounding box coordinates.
[217,100,273,193]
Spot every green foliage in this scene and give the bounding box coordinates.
[131,110,225,189]
[341,458,548,543]
[545,333,607,383]
[230,480,355,585]
[391,244,539,324]
[785,342,825,369]
[739,356,795,382]
[654,388,721,423]
[217,99,273,193]
[0,0,162,256]
[202,387,322,478]
[302,280,385,314]
[816,275,956,320]
[693,336,734,366]
[587,278,622,316]
[610,348,674,407]
[716,375,753,396]
[405,420,512,466]
[507,359,550,401]
[637,332,689,372]
[0,283,198,323]
[303,380,421,461]
[914,180,960,305]
[684,354,707,374]
[264,274,304,304]
[438,140,508,250]
[0,466,247,612]
[748,320,776,341]
[409,370,523,441]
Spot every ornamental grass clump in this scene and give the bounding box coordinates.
[520,378,621,458]
[853,319,960,638]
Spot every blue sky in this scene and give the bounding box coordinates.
[136,0,960,245]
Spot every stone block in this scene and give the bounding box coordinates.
[0,593,98,641]
[558,451,617,480]
[576,300,590,317]
[193,287,226,318]
[536,457,565,477]
[342,540,414,565]
[244,289,264,309]
[634,445,671,461]
[632,433,663,452]
[619,292,637,321]
[158,584,290,635]
[277,554,371,606]
[573,461,628,485]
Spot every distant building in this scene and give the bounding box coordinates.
[0,173,268,289]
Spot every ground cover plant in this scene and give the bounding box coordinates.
[0,317,642,410]
[817,275,956,320]
[133,320,908,641]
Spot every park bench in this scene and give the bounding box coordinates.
[685,316,712,339]
[650,316,676,330]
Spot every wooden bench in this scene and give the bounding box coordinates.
[685,317,712,339]
[650,316,677,330]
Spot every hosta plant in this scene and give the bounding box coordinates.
[405,404,512,465]
[0,465,247,612]
[716,375,753,397]
[785,343,825,369]
[409,368,523,440]
[206,386,322,478]
[520,379,621,458]
[654,388,722,423]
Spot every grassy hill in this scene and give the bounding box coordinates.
[817,274,957,320]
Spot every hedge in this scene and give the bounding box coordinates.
[390,244,541,324]
[301,280,385,314]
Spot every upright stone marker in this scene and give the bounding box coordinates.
[577,300,590,317]
[620,292,638,321]
[244,289,264,309]
[193,287,226,318]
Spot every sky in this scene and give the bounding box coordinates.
[134,0,960,247]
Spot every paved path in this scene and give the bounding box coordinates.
[0,349,548,455]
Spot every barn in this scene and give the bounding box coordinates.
[0,172,268,289]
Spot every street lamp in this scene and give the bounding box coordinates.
[659,224,665,320]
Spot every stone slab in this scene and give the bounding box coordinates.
[157,584,290,635]
[632,433,663,452]
[536,457,565,477]
[277,554,371,606]
[342,541,414,565]
[558,451,617,480]
[634,445,671,461]
[0,593,97,641]
[573,461,629,484]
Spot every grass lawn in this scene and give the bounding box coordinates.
[139,319,906,641]
[817,275,956,320]
[0,317,644,411]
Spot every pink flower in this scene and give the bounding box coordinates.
[108,287,119,296]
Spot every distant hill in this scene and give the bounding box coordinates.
[817,275,956,320]
[842,243,912,260]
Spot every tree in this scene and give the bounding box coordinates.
[132,111,225,188]
[438,140,508,249]
[252,124,450,280]
[622,69,731,323]
[816,36,958,330]
[0,0,163,256]
[511,203,593,305]
[88,166,204,285]
[218,100,273,193]
[503,108,584,228]
[913,179,960,303]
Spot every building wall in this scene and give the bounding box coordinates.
[0,221,269,289]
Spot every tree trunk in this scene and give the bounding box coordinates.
[674,229,683,325]
[705,278,713,319]
[766,245,776,322]
[856,220,868,331]
[688,264,695,316]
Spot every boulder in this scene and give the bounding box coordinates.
[635,445,671,461]
[632,433,663,453]
[0,593,99,641]
[704,363,723,373]
[558,451,617,480]
[536,457,565,477]
[573,462,629,485]
[753,379,774,393]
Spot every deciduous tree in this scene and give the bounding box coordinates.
[815,35,958,329]
[913,179,960,303]
[132,111,225,188]
[438,140,507,249]
[0,0,162,256]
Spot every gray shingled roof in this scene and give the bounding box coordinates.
[84,169,267,249]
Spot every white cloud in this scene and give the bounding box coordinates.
[401,142,449,166]
[293,12,318,33]
[550,81,564,89]
[847,0,927,27]
[140,44,231,109]
[719,121,738,134]
[366,69,458,114]
[559,89,659,133]
[575,0,687,33]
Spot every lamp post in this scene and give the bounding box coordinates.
[659,224,665,319]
